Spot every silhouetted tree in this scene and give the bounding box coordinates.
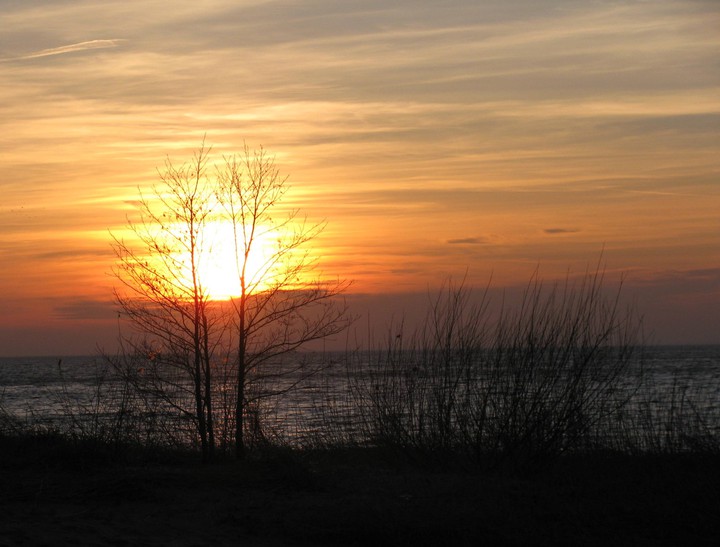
[218,145,352,459]
[111,143,351,460]
[111,145,223,462]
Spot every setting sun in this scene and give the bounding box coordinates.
[184,220,278,301]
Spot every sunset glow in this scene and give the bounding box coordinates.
[194,220,278,301]
[1,0,719,355]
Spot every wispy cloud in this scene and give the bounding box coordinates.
[33,248,113,261]
[52,299,118,320]
[544,228,580,235]
[21,39,126,60]
[447,237,491,245]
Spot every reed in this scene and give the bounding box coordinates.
[306,269,718,469]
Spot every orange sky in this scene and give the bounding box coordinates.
[1,0,719,355]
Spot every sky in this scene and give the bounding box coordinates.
[1,0,719,356]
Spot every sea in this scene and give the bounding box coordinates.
[1,346,719,446]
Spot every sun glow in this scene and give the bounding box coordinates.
[203,221,279,300]
[168,220,278,301]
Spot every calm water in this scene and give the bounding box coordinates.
[1,346,719,444]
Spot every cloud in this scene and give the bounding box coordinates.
[543,228,580,235]
[33,248,113,261]
[632,268,720,292]
[20,39,126,60]
[52,299,118,321]
[447,237,491,245]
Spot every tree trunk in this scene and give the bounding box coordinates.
[202,312,215,461]
[235,291,247,460]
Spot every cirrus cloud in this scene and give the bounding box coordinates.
[20,39,126,60]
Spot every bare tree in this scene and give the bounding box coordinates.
[218,145,352,458]
[112,143,352,460]
[111,145,225,462]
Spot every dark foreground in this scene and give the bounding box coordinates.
[1,436,718,546]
